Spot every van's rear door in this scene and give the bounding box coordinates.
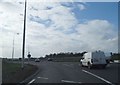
[92,52,106,64]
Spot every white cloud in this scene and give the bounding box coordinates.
[75,20,118,52]
[0,2,24,34]
[77,4,86,10]
[0,1,118,58]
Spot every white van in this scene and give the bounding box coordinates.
[80,50,107,69]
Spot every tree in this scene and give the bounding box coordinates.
[81,51,87,56]
[19,58,22,61]
[110,52,113,56]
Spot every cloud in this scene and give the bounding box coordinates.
[75,19,118,52]
[77,4,86,10]
[26,19,117,56]
[0,1,118,58]
[29,15,53,27]
[0,2,24,34]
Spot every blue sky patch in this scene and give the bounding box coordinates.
[29,15,53,27]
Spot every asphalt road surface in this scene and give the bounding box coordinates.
[27,61,119,85]
[0,58,2,85]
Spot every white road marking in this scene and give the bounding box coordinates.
[82,70,114,85]
[27,79,35,85]
[37,77,48,80]
[61,80,82,83]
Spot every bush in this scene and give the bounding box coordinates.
[111,53,120,60]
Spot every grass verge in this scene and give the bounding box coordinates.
[2,61,38,83]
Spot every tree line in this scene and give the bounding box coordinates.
[45,51,87,58]
[111,53,120,60]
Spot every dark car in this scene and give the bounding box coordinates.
[35,58,40,62]
[47,58,52,61]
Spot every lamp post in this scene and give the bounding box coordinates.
[12,33,19,62]
[22,0,27,69]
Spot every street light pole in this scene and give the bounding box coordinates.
[22,0,27,69]
[12,36,15,62]
[12,33,19,62]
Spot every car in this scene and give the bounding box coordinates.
[80,50,107,69]
[35,58,40,62]
[47,58,52,61]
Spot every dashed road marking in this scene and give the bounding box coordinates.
[37,77,48,80]
[82,70,114,85]
[27,79,35,85]
[61,80,82,83]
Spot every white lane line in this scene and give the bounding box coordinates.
[82,70,114,85]
[27,79,35,85]
[37,77,48,80]
[61,80,82,83]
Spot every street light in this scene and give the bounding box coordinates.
[22,0,27,69]
[12,33,19,62]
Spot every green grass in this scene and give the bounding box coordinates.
[3,62,21,74]
[2,61,38,83]
[2,61,21,83]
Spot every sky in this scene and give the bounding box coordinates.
[0,0,119,58]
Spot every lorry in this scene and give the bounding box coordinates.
[80,50,107,69]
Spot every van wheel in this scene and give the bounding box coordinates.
[102,65,106,69]
[80,64,83,67]
[88,63,92,69]
[80,62,83,67]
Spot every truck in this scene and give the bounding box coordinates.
[80,50,107,69]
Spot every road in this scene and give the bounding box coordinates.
[26,61,119,85]
[0,58,2,85]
